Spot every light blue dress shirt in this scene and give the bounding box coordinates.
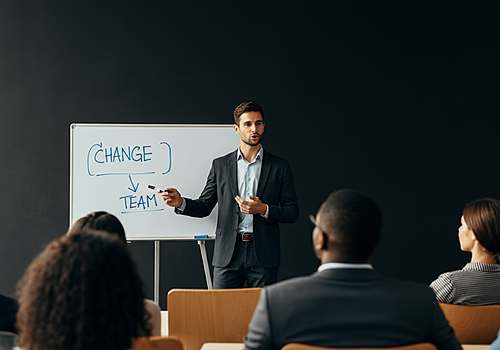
[176,147,269,232]
[237,146,269,234]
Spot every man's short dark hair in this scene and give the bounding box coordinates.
[319,189,382,261]
[233,101,264,125]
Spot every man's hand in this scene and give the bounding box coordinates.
[235,195,267,215]
[158,188,183,208]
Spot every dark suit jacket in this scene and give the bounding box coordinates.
[0,294,17,333]
[179,149,299,268]
[244,268,461,350]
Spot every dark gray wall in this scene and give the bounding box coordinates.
[0,2,499,309]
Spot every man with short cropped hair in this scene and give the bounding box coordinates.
[244,189,461,350]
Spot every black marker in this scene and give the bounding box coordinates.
[148,185,167,193]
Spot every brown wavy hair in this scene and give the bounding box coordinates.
[16,230,151,350]
[233,101,264,125]
[463,197,500,262]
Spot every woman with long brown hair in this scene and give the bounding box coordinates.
[430,197,500,305]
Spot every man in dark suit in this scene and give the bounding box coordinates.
[244,189,461,350]
[159,101,299,288]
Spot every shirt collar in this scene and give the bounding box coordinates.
[318,262,373,272]
[237,146,263,162]
[463,262,500,272]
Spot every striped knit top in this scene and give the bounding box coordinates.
[430,262,500,305]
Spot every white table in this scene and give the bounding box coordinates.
[200,343,244,350]
[462,345,489,350]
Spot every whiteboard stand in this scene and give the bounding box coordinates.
[152,239,213,304]
[154,241,160,303]
[198,240,213,289]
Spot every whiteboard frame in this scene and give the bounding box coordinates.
[69,123,235,241]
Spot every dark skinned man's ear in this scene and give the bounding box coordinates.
[321,232,329,250]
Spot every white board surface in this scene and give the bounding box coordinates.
[70,124,238,240]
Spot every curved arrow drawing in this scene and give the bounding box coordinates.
[87,142,102,176]
[160,142,172,175]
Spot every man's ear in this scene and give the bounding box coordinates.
[321,232,329,250]
[314,231,328,251]
[233,124,239,134]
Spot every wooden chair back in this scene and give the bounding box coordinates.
[281,342,437,350]
[439,303,500,344]
[167,288,262,350]
[132,336,183,350]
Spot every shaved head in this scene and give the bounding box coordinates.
[318,189,382,261]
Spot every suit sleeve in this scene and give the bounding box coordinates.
[179,160,219,218]
[430,296,462,350]
[0,295,17,333]
[264,161,299,224]
[244,289,277,350]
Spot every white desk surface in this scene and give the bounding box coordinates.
[200,343,244,350]
[462,345,489,350]
[199,344,488,350]
[161,310,168,336]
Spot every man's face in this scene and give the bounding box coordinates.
[233,111,265,147]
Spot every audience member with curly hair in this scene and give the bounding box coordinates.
[16,231,151,350]
[68,211,162,335]
[430,197,500,305]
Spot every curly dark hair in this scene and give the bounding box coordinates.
[16,230,151,350]
[68,211,127,243]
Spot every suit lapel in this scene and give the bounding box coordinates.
[257,151,271,198]
[227,150,238,199]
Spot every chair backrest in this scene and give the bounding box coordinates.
[131,336,183,350]
[281,342,437,350]
[0,331,18,350]
[167,288,262,350]
[439,303,500,344]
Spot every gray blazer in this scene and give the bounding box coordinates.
[179,149,299,268]
[244,268,462,350]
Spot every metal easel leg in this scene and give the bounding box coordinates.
[198,240,213,289]
[154,240,160,304]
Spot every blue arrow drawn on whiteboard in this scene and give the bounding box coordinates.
[127,175,139,192]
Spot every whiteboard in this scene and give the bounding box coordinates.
[70,124,239,240]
